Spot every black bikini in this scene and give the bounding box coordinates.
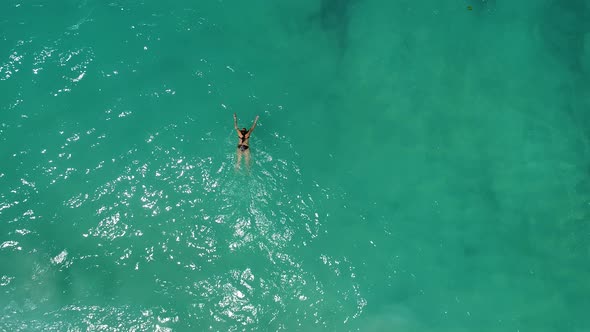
[238,133,249,151]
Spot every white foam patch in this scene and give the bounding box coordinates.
[0,241,20,250]
[51,250,68,265]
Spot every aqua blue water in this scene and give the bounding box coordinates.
[2,0,590,331]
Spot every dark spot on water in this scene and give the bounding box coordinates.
[309,0,355,51]
[540,0,590,72]
[317,0,350,29]
[467,0,496,14]
[462,243,479,257]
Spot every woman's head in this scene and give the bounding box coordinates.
[240,128,248,135]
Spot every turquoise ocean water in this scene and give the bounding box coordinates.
[2,0,590,331]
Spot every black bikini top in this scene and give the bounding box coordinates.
[240,131,248,143]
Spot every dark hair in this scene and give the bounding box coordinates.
[240,128,248,135]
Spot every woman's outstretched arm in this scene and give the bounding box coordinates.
[248,116,259,134]
[233,113,239,130]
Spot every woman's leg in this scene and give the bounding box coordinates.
[245,148,251,169]
[236,148,242,169]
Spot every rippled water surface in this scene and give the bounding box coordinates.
[1,0,590,331]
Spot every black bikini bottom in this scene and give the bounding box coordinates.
[238,145,249,151]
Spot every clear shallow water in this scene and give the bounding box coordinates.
[1,0,590,331]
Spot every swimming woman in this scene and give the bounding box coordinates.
[233,113,259,169]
